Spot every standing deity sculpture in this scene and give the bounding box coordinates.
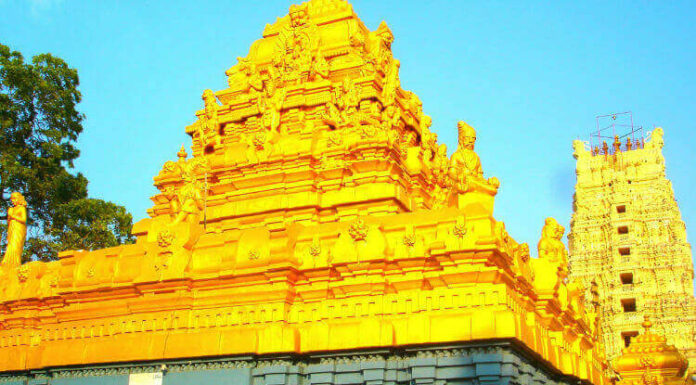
[160,148,209,227]
[432,143,449,180]
[419,117,436,168]
[2,192,27,268]
[448,121,499,196]
[382,58,400,107]
[258,77,286,133]
[336,77,360,129]
[202,90,218,129]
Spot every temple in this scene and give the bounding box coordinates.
[1,0,611,384]
[569,131,696,368]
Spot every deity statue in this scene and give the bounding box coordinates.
[537,217,569,278]
[381,104,402,148]
[336,77,360,128]
[273,2,329,83]
[258,77,286,132]
[432,143,449,180]
[382,58,400,107]
[368,21,394,68]
[202,90,218,125]
[448,121,499,196]
[419,117,436,163]
[189,89,221,152]
[340,78,360,112]
[225,57,263,93]
[162,146,190,215]
[322,95,342,129]
[161,150,209,227]
[2,192,27,268]
[169,170,206,226]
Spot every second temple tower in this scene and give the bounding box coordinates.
[569,127,696,368]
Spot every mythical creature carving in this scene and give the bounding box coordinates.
[1,192,27,268]
[537,217,569,278]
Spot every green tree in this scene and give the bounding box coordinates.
[0,43,134,262]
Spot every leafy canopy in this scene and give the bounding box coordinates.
[0,43,133,261]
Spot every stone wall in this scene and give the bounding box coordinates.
[0,342,589,385]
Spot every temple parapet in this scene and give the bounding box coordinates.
[573,127,666,187]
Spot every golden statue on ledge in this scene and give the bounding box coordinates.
[537,217,569,278]
[2,192,27,268]
[448,121,499,196]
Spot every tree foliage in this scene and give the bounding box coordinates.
[0,43,134,261]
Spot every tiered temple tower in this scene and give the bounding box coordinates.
[569,130,696,368]
[0,1,610,384]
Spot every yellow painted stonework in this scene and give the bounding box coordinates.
[569,131,696,369]
[0,1,608,383]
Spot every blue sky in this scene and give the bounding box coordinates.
[1,0,695,257]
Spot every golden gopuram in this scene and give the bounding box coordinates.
[570,131,696,369]
[0,1,614,384]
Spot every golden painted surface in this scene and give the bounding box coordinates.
[1,192,27,268]
[569,128,696,369]
[614,316,693,385]
[0,1,608,383]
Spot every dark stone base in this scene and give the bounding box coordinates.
[0,340,591,385]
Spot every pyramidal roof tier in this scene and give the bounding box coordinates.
[170,0,456,227]
[0,1,609,383]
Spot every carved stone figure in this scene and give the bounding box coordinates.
[432,143,449,181]
[2,192,27,268]
[170,171,205,226]
[448,121,499,196]
[189,89,221,152]
[273,3,329,83]
[258,78,286,132]
[382,104,401,132]
[225,57,263,93]
[538,217,569,278]
[382,58,400,107]
[161,154,209,227]
[339,78,359,116]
